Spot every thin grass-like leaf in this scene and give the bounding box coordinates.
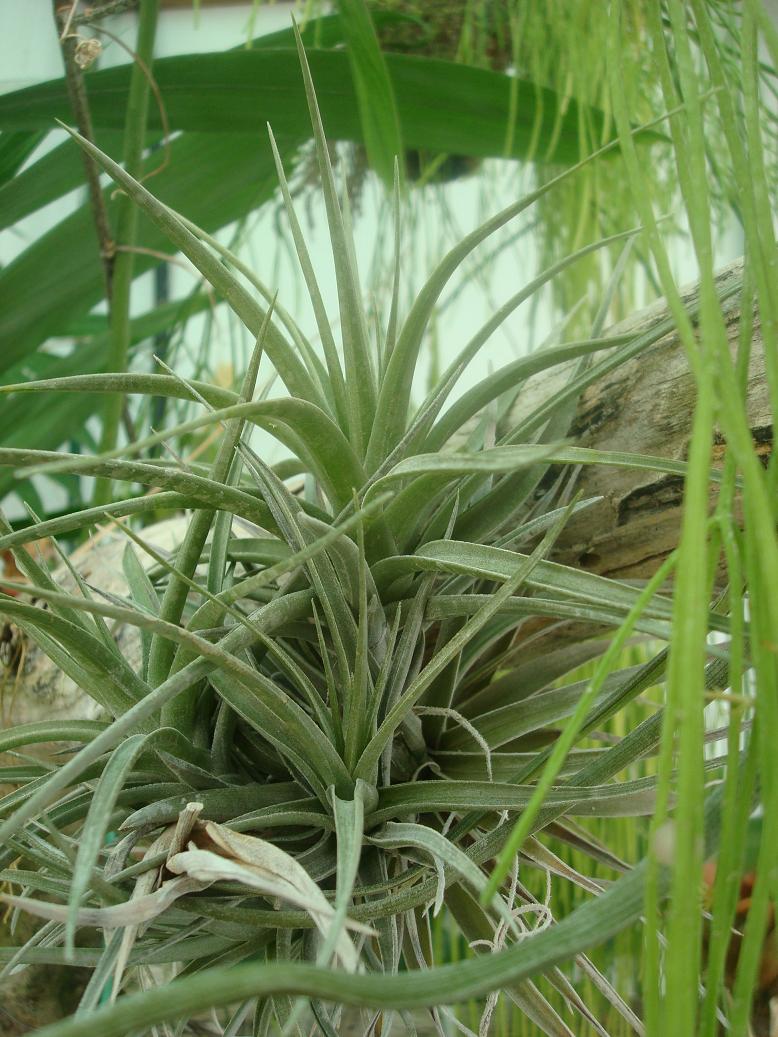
[64,732,155,957]
[55,122,322,408]
[292,22,377,456]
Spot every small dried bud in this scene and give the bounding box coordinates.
[74,37,102,70]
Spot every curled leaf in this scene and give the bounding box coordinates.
[0,875,207,929]
[167,817,374,971]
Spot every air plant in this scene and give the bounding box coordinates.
[0,10,772,1037]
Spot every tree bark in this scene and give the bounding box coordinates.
[539,259,769,581]
[467,258,770,658]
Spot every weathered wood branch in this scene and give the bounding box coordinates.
[463,258,769,658]
[540,259,769,581]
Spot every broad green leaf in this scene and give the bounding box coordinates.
[0,44,617,374]
[0,132,124,231]
[0,7,360,228]
[0,129,44,185]
[0,390,102,500]
[0,52,606,165]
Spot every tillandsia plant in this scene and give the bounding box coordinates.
[0,8,776,1037]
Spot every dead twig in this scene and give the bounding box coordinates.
[89,21,172,182]
[72,0,140,25]
[53,1,115,299]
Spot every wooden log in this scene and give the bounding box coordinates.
[542,260,769,581]
[461,258,769,657]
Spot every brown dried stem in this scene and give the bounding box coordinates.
[72,0,140,26]
[53,1,115,301]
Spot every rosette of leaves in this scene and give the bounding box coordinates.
[0,26,747,1037]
